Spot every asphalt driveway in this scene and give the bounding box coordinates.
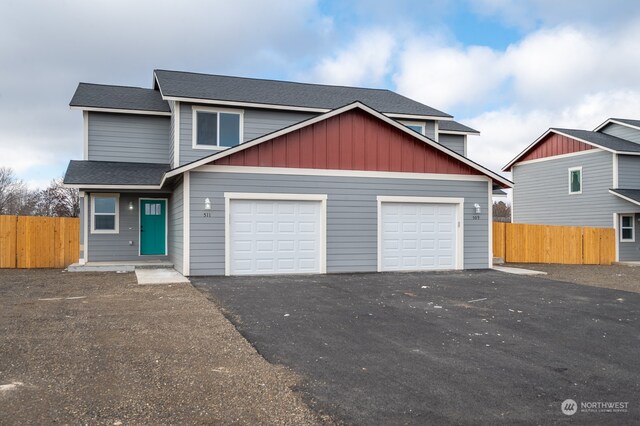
[193,270,640,425]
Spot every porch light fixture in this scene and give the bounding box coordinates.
[128,201,134,210]
[204,198,211,210]
[474,203,481,214]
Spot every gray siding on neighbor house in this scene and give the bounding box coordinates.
[512,150,634,227]
[438,134,466,156]
[168,178,184,273]
[601,123,640,144]
[425,120,436,140]
[87,112,170,163]
[179,103,315,166]
[619,213,640,261]
[188,172,491,276]
[617,154,640,188]
[86,192,171,262]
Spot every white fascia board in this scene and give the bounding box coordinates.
[64,184,163,190]
[166,102,513,188]
[70,106,171,116]
[438,130,480,136]
[609,190,640,207]
[594,118,640,132]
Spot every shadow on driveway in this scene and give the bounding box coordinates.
[192,270,640,425]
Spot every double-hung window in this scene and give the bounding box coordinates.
[193,106,243,149]
[568,167,582,194]
[620,215,635,242]
[91,194,119,234]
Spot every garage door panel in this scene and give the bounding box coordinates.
[381,202,457,271]
[229,199,323,275]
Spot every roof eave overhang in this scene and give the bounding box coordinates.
[439,130,480,136]
[69,106,171,116]
[63,184,164,190]
[594,118,640,132]
[166,101,512,188]
[609,189,640,206]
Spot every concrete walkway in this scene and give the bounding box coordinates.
[493,266,547,275]
[135,268,190,285]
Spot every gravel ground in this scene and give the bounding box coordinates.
[507,263,640,293]
[0,269,326,425]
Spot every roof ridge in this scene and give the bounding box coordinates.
[78,82,157,91]
[153,69,398,93]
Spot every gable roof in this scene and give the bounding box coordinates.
[64,160,170,188]
[438,120,479,134]
[166,102,512,188]
[609,188,640,206]
[503,128,640,171]
[153,69,452,119]
[70,83,171,115]
[594,117,640,132]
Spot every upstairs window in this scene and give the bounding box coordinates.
[91,194,119,234]
[193,107,243,149]
[568,167,582,194]
[620,215,635,242]
[400,120,425,135]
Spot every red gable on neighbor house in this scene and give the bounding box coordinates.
[166,102,513,188]
[212,108,481,175]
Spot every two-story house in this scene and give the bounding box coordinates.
[64,69,511,276]
[504,118,640,262]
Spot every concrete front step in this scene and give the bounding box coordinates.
[67,261,174,273]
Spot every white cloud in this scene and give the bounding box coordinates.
[306,29,396,86]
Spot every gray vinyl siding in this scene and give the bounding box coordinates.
[601,123,640,144]
[439,134,466,156]
[617,155,640,188]
[425,120,436,140]
[169,101,175,167]
[86,192,170,262]
[79,197,84,260]
[188,172,490,276]
[619,213,640,261]
[512,151,630,227]
[168,178,184,273]
[179,103,315,166]
[87,112,170,163]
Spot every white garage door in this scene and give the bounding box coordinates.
[229,199,323,275]
[381,202,458,271]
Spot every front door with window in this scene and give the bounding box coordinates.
[140,199,167,255]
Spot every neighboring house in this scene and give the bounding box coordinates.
[504,118,640,262]
[64,69,511,276]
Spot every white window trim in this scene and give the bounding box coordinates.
[138,198,169,256]
[568,167,582,195]
[376,195,465,272]
[620,214,635,243]
[91,193,120,234]
[223,192,328,276]
[192,105,244,150]
[399,120,425,135]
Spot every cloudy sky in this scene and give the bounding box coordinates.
[2,0,640,188]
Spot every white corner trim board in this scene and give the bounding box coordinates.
[376,195,465,272]
[223,192,328,276]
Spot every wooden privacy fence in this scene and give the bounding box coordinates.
[493,222,615,265]
[0,215,80,269]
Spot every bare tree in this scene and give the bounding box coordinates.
[493,201,512,223]
[0,167,28,215]
[36,178,79,217]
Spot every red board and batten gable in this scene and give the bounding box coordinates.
[211,109,481,175]
[506,132,593,170]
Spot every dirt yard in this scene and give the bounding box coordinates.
[507,263,640,293]
[0,269,325,425]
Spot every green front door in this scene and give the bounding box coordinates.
[140,199,166,255]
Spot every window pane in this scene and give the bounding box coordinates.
[219,113,240,147]
[622,216,632,228]
[197,112,217,146]
[94,197,116,214]
[95,215,115,230]
[570,171,581,192]
[407,124,424,134]
[622,228,633,240]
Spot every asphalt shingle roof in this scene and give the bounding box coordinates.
[63,161,170,186]
[70,83,170,113]
[154,69,452,118]
[610,189,640,204]
[438,120,479,134]
[611,118,640,128]
[552,128,640,153]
